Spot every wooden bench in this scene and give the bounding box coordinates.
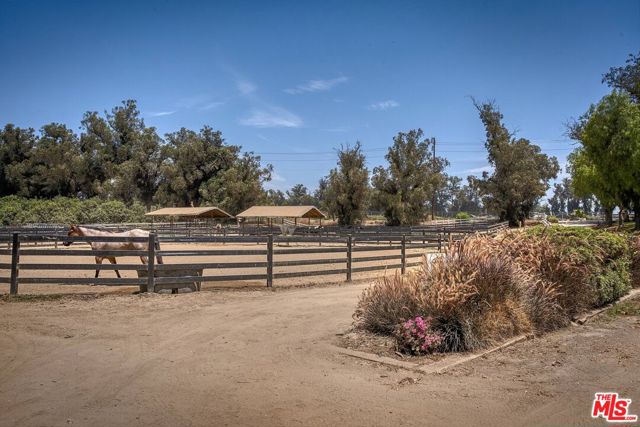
[137,268,203,294]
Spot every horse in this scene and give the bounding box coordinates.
[63,225,163,279]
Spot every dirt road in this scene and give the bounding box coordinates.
[1,284,638,427]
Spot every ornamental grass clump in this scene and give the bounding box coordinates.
[418,236,533,351]
[353,272,427,334]
[353,227,634,355]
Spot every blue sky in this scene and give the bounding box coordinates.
[1,0,639,193]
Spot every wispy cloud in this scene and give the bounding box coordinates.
[284,76,348,95]
[147,111,176,117]
[240,107,303,128]
[464,165,493,174]
[264,172,287,190]
[237,80,257,95]
[199,101,225,110]
[366,100,399,111]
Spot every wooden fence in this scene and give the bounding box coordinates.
[0,232,444,295]
[0,219,509,241]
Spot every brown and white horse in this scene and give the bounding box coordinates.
[64,225,163,279]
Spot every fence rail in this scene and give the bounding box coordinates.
[1,232,449,295]
[0,218,508,241]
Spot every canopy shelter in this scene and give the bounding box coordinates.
[236,205,326,228]
[146,207,234,219]
[145,207,234,235]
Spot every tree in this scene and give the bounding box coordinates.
[285,184,317,206]
[372,129,448,225]
[567,91,640,229]
[77,111,117,198]
[313,177,330,214]
[322,143,370,226]
[12,124,84,198]
[156,127,238,207]
[263,189,287,205]
[201,152,272,214]
[603,51,640,102]
[474,100,559,226]
[0,124,36,196]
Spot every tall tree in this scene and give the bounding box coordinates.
[474,100,559,226]
[156,126,238,207]
[372,129,448,225]
[603,51,640,102]
[285,184,317,206]
[323,143,369,226]
[0,124,36,196]
[201,152,272,214]
[567,91,640,229]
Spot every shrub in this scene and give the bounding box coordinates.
[393,316,442,355]
[524,226,631,307]
[631,235,640,287]
[455,211,471,220]
[353,272,427,334]
[354,227,634,354]
[570,209,586,219]
[0,196,148,225]
[419,236,533,351]
[547,215,559,223]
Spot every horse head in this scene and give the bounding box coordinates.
[64,225,82,246]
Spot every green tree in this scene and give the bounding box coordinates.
[263,189,287,205]
[201,152,272,214]
[372,129,448,225]
[77,111,117,197]
[474,100,559,226]
[14,124,83,198]
[0,124,36,196]
[285,184,317,206]
[324,142,369,226]
[567,91,640,229]
[156,126,238,207]
[603,51,640,102]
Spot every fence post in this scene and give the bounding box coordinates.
[10,232,20,295]
[401,234,406,275]
[438,233,442,252]
[346,235,353,282]
[147,233,156,293]
[267,234,273,287]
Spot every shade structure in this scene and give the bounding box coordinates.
[236,205,326,219]
[145,207,234,219]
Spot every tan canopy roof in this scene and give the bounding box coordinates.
[236,205,326,219]
[145,207,234,219]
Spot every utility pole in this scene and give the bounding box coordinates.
[431,137,436,221]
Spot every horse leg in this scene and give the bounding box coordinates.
[140,256,148,264]
[94,257,103,282]
[109,257,121,278]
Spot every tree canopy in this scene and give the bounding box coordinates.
[0,100,272,214]
[372,129,448,225]
[474,100,559,226]
[323,143,370,226]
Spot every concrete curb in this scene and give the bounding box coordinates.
[573,288,640,325]
[333,333,533,375]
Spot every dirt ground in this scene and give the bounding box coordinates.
[0,284,639,427]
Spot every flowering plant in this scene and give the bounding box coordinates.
[394,316,442,355]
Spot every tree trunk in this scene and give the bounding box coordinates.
[603,206,613,226]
